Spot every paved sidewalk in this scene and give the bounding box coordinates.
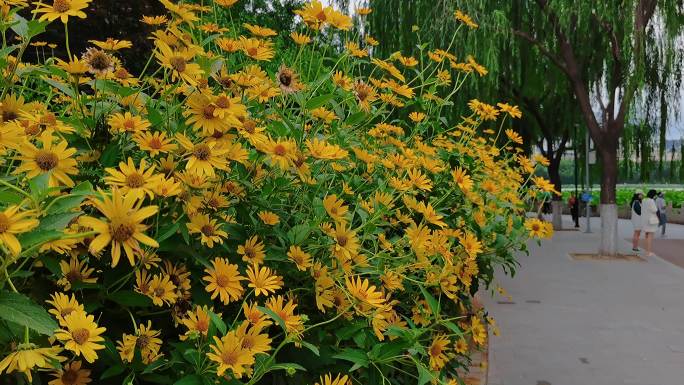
[485,216,684,385]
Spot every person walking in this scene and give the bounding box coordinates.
[568,192,579,228]
[630,190,643,252]
[642,189,660,257]
[656,192,667,237]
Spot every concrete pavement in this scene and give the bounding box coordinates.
[485,215,684,385]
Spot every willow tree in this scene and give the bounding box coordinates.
[462,0,684,255]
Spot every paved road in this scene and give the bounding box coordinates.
[485,215,684,385]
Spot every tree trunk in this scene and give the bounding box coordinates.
[599,138,619,255]
[548,157,563,230]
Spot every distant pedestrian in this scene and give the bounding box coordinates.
[568,192,579,228]
[642,189,659,257]
[630,190,643,252]
[656,192,667,237]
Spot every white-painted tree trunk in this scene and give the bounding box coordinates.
[551,201,563,230]
[600,204,618,256]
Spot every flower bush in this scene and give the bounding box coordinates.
[0,1,554,384]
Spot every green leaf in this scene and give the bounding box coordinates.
[346,111,366,126]
[208,310,226,335]
[0,189,23,205]
[416,361,434,385]
[38,212,81,232]
[306,93,335,110]
[43,77,76,98]
[270,362,307,373]
[257,305,286,330]
[0,291,58,335]
[29,173,51,202]
[332,348,368,370]
[286,224,311,245]
[156,223,180,244]
[419,285,440,316]
[173,374,202,385]
[108,291,153,307]
[299,340,320,356]
[100,365,125,379]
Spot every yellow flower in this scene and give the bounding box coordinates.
[108,111,151,134]
[134,131,177,156]
[257,210,280,225]
[259,137,297,170]
[408,112,426,123]
[315,373,351,385]
[238,235,266,264]
[525,218,553,239]
[454,10,478,29]
[498,103,522,119]
[89,38,132,51]
[332,70,352,90]
[345,276,386,307]
[265,295,302,334]
[46,292,84,325]
[306,138,348,160]
[49,360,91,385]
[505,128,523,144]
[287,245,312,271]
[0,344,64,382]
[323,194,348,223]
[180,305,212,340]
[55,311,106,363]
[147,273,178,306]
[451,167,473,192]
[184,92,238,137]
[14,130,78,187]
[141,14,168,25]
[80,189,159,267]
[33,0,92,24]
[290,31,311,45]
[104,157,162,200]
[154,41,203,84]
[246,263,283,297]
[240,37,275,61]
[215,0,239,7]
[330,222,359,260]
[428,335,452,370]
[243,23,277,37]
[117,321,163,364]
[57,257,97,291]
[0,205,39,255]
[246,82,281,102]
[203,257,245,304]
[208,333,255,377]
[176,134,229,177]
[187,214,227,247]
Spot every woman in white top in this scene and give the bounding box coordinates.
[630,190,643,252]
[642,189,660,257]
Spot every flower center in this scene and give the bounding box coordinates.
[193,144,211,160]
[61,369,79,385]
[245,248,255,259]
[215,274,230,287]
[136,335,150,349]
[126,173,145,188]
[111,223,135,242]
[1,110,18,122]
[72,328,90,345]
[40,113,57,127]
[200,225,214,236]
[215,96,230,109]
[243,120,256,134]
[273,144,286,156]
[114,68,129,79]
[85,49,113,72]
[169,57,187,72]
[35,150,59,171]
[247,47,258,56]
[202,105,217,119]
[123,119,136,130]
[0,214,8,234]
[337,235,348,247]
[221,351,238,365]
[279,72,292,86]
[196,318,209,333]
[148,137,162,149]
[65,269,82,283]
[241,336,254,350]
[52,0,71,13]
[153,286,165,297]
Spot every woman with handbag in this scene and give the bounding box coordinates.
[630,190,643,252]
[642,189,659,257]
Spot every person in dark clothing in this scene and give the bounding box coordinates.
[568,192,579,227]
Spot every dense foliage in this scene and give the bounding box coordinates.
[0,1,554,384]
